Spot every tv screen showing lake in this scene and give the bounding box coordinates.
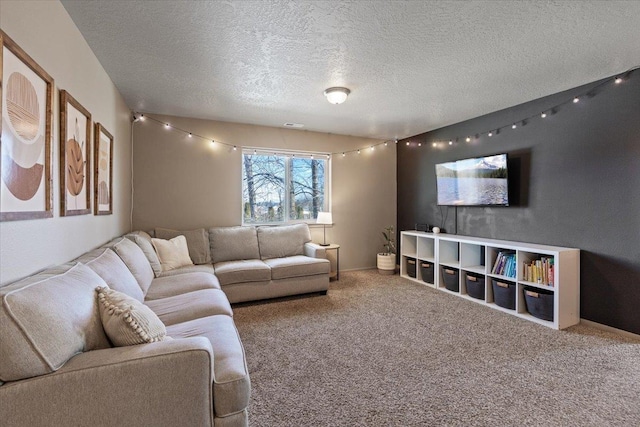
[435,154,509,205]
[437,177,508,205]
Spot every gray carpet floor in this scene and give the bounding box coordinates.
[232,270,640,427]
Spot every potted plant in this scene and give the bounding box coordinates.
[377,226,397,275]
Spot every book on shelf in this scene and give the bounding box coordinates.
[522,256,555,286]
[491,250,516,278]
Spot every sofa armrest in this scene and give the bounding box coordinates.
[0,337,214,427]
[304,242,327,259]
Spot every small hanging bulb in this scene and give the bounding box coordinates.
[211,140,215,145]
[357,149,361,154]
[488,132,493,137]
[573,97,579,103]
[139,114,145,122]
[253,149,257,154]
[233,146,237,151]
[418,142,422,147]
[449,140,453,145]
[615,76,622,84]
[342,152,346,157]
[541,112,547,118]
[466,136,471,142]
[165,123,170,128]
[370,146,374,151]
[406,141,410,146]
[188,133,192,138]
[311,154,314,159]
[326,154,330,159]
[512,124,517,129]
[394,139,398,144]
[384,141,388,146]
[432,142,437,147]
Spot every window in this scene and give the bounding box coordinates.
[242,149,329,224]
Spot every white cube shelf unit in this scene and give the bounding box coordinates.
[400,231,580,330]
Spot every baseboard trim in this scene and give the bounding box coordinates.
[580,319,640,341]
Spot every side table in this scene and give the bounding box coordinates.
[322,243,340,281]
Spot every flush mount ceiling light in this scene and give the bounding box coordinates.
[324,87,351,104]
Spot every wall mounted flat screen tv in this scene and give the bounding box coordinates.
[435,154,509,206]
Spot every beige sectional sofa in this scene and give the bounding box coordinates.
[0,224,330,427]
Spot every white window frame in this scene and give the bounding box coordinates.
[241,147,331,225]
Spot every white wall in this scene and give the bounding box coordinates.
[0,1,132,284]
[133,114,397,271]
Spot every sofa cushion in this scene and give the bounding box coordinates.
[213,260,271,286]
[257,223,312,260]
[145,272,221,300]
[126,231,163,277]
[0,263,111,382]
[110,237,154,295]
[155,227,211,265]
[96,287,167,346]
[145,289,232,326]
[263,255,330,280]
[151,235,194,272]
[166,315,251,418]
[84,249,145,302]
[209,226,260,263]
[157,263,215,278]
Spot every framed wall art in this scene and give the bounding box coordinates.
[94,123,113,215]
[60,90,91,216]
[0,30,54,221]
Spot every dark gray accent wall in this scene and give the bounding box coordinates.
[397,72,640,335]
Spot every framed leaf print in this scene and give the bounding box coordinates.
[94,123,113,215]
[60,90,91,216]
[0,30,54,221]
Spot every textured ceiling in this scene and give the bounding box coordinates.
[61,0,640,140]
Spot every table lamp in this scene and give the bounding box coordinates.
[316,212,332,246]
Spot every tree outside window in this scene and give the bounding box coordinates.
[242,150,328,224]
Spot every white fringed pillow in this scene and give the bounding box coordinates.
[151,235,194,272]
[96,287,167,346]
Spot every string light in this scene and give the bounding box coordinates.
[132,67,637,158]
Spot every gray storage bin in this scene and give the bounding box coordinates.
[420,261,434,284]
[441,267,459,292]
[492,279,515,310]
[524,287,554,321]
[407,258,417,278]
[465,273,485,300]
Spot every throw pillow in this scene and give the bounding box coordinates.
[154,227,211,264]
[151,235,194,272]
[96,287,167,346]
